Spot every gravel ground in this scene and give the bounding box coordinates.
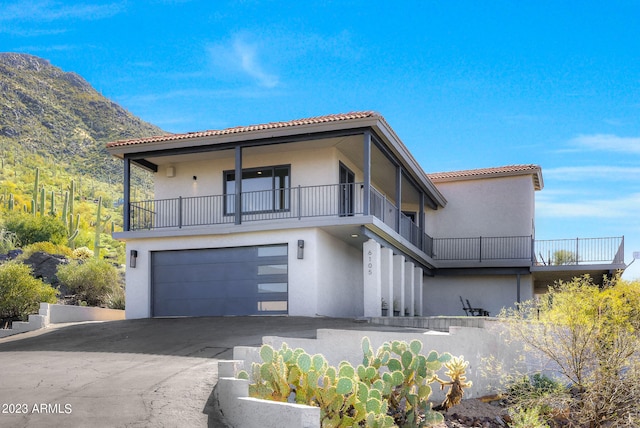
[433,398,511,428]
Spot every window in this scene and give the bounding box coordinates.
[224,165,290,214]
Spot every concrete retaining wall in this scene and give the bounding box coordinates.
[0,303,125,338]
[219,322,518,427]
[215,361,320,428]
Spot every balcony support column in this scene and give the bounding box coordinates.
[419,192,425,249]
[395,167,402,233]
[363,131,371,216]
[234,146,242,225]
[363,239,382,317]
[123,155,131,232]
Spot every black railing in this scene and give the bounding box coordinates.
[431,235,624,265]
[129,187,624,266]
[431,236,533,261]
[130,183,366,230]
[534,237,625,266]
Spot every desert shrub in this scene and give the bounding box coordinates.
[506,373,564,403]
[0,228,19,253]
[238,338,472,427]
[500,275,640,426]
[18,241,73,259]
[0,261,57,323]
[4,212,66,246]
[508,407,549,428]
[56,258,121,306]
[105,285,125,310]
[72,246,94,259]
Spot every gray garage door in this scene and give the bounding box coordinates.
[151,245,288,317]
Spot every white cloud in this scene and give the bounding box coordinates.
[537,192,640,219]
[208,34,279,88]
[1,0,124,22]
[543,166,640,181]
[570,134,640,154]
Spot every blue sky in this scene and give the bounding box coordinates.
[2,0,639,278]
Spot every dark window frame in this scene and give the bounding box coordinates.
[224,165,291,215]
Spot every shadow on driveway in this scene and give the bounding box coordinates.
[0,317,416,427]
[0,316,395,359]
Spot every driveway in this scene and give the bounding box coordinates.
[0,317,406,427]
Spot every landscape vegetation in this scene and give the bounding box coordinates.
[1,52,639,427]
[0,52,162,326]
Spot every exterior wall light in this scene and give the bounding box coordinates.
[130,250,138,268]
[297,240,304,259]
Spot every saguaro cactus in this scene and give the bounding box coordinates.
[93,196,111,258]
[62,181,79,248]
[31,167,40,215]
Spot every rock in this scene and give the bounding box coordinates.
[22,251,68,287]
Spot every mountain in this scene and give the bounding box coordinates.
[0,52,165,183]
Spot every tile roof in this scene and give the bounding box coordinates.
[428,164,543,190]
[106,111,381,148]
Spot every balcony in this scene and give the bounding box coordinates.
[127,184,625,269]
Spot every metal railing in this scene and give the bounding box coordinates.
[129,188,625,266]
[130,183,366,230]
[534,237,625,266]
[431,236,533,261]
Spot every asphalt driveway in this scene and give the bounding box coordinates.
[0,317,406,427]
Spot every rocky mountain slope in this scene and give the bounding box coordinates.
[0,52,164,183]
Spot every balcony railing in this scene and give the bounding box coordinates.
[130,183,366,230]
[431,235,624,265]
[534,237,625,266]
[432,236,533,261]
[128,186,624,266]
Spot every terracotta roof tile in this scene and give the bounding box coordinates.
[107,111,381,148]
[428,164,543,190]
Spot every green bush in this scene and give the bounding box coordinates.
[105,285,125,310]
[0,228,19,253]
[500,275,640,426]
[19,241,73,259]
[4,212,66,246]
[0,261,57,322]
[56,258,121,306]
[508,407,549,428]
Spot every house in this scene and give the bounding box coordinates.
[106,111,626,319]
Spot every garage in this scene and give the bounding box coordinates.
[151,244,288,317]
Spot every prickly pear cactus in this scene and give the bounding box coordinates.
[239,338,471,427]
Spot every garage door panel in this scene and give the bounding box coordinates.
[154,263,257,283]
[154,247,255,266]
[154,280,257,300]
[151,245,288,317]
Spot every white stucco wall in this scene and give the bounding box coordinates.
[422,274,533,317]
[154,147,342,201]
[314,230,364,317]
[123,227,366,319]
[427,175,535,238]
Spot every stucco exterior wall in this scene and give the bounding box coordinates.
[422,274,533,317]
[314,230,364,317]
[123,227,364,319]
[154,147,342,201]
[426,175,535,238]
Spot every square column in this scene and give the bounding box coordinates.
[414,267,423,316]
[404,261,415,316]
[363,239,382,317]
[380,247,394,317]
[393,254,405,316]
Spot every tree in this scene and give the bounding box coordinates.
[552,249,577,265]
[500,275,640,426]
